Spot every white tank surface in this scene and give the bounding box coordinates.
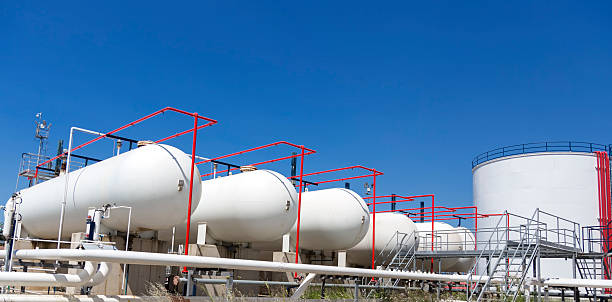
[347,213,418,267]
[182,169,299,243]
[473,151,600,278]
[16,144,202,239]
[415,222,460,252]
[447,226,476,272]
[415,222,467,272]
[289,188,370,251]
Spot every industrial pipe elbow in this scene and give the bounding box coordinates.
[84,261,112,287]
[0,261,97,287]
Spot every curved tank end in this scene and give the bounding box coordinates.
[347,212,418,267]
[18,143,201,239]
[290,188,370,251]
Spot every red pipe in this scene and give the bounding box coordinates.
[182,113,199,271]
[199,150,316,178]
[371,170,377,271]
[37,107,217,170]
[196,141,315,165]
[294,146,305,277]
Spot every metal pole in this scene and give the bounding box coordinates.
[290,152,297,186]
[57,127,75,248]
[120,206,132,295]
[186,270,193,296]
[420,201,425,223]
[225,273,234,297]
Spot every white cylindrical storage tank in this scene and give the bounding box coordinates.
[178,169,298,243]
[415,222,464,272]
[289,188,370,251]
[347,213,418,267]
[448,226,476,272]
[16,144,202,239]
[473,149,602,278]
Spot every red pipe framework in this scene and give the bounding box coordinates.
[31,107,218,271]
[289,165,382,271]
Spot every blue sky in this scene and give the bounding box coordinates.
[1,1,611,221]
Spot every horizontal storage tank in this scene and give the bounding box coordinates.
[290,188,370,251]
[447,226,476,272]
[415,223,475,272]
[473,148,603,277]
[347,213,418,267]
[170,169,299,243]
[15,144,201,239]
[415,222,460,272]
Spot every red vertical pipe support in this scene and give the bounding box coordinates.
[602,152,612,228]
[371,170,377,271]
[430,195,434,272]
[601,152,612,255]
[183,113,198,271]
[293,146,305,276]
[474,207,478,250]
[597,152,604,229]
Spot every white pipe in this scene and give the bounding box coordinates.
[84,262,111,287]
[542,278,612,288]
[11,249,491,283]
[0,261,96,287]
[0,295,146,302]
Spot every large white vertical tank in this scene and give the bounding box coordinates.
[289,188,370,251]
[16,144,202,239]
[473,150,601,278]
[173,169,298,243]
[347,213,418,267]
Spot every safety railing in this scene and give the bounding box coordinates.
[472,141,611,168]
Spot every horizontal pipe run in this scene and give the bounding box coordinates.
[12,249,488,284]
[0,261,96,287]
[185,277,406,290]
[542,278,612,288]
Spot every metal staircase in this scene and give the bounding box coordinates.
[364,230,418,296]
[467,210,542,301]
[576,257,605,298]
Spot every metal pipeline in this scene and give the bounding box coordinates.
[543,278,612,289]
[11,248,488,283]
[0,261,96,287]
[84,261,112,287]
[9,249,612,289]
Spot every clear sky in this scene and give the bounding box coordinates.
[1,1,611,219]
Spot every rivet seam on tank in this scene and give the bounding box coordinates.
[177,179,184,191]
[285,200,291,212]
